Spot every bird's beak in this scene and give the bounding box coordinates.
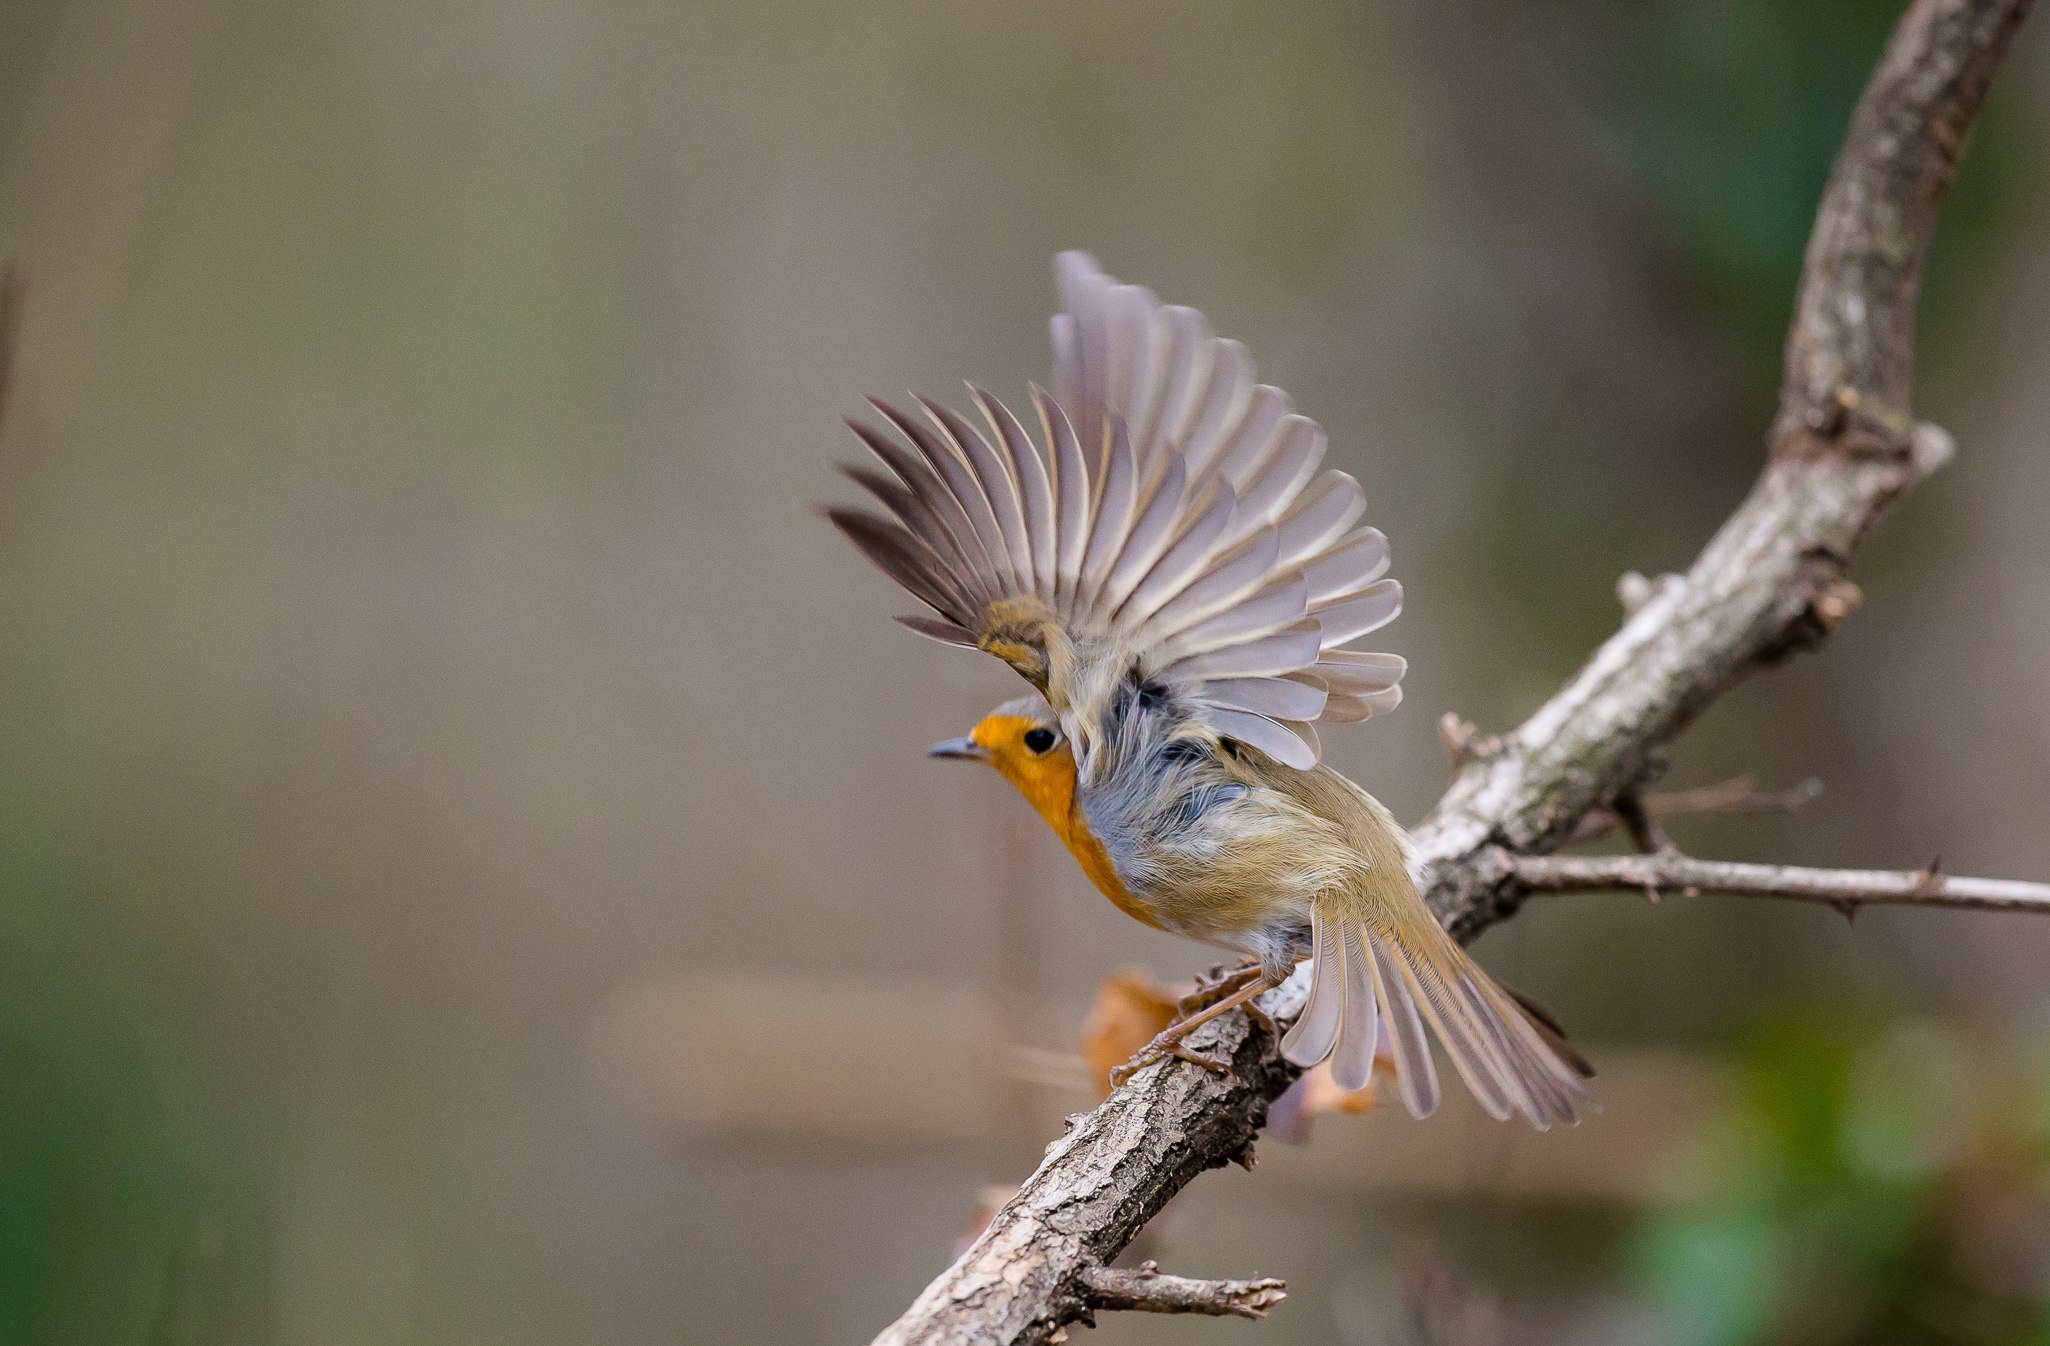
[927,736,990,762]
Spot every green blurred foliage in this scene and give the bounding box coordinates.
[1573,0,2020,398]
[1636,1016,2050,1346]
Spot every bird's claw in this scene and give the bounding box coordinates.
[1109,1038,1231,1088]
[1176,961,1263,1017]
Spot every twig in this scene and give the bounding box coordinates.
[1566,775,1824,845]
[871,2,2034,1341]
[1075,1264,1286,1321]
[1498,850,2050,915]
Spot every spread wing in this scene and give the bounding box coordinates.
[828,251,1405,770]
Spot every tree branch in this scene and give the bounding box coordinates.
[1075,1264,1287,1320]
[1497,850,2050,915]
[1565,774,1823,846]
[871,1,2035,1340]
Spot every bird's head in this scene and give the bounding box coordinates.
[927,695,1075,816]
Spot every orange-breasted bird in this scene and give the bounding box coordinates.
[830,254,1590,1128]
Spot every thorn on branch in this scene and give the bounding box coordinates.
[1076,1263,1287,1320]
[1617,571,1681,616]
[1438,713,1500,769]
[1617,571,1652,614]
[1813,579,1863,630]
[1910,422,1956,474]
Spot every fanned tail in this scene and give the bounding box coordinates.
[1281,906,1592,1130]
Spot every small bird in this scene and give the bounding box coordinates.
[830,254,1590,1128]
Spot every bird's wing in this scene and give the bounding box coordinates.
[828,251,1405,770]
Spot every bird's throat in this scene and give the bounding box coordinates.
[996,753,1165,932]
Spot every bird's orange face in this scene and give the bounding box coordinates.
[928,712,1075,827]
[929,708,1165,930]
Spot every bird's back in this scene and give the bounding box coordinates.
[1076,714,1404,973]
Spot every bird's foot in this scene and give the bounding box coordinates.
[1109,1035,1231,1087]
[1176,961,1264,1017]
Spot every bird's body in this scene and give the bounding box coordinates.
[833,253,1591,1128]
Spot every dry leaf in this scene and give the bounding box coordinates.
[1079,968,1184,1098]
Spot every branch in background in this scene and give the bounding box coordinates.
[1565,774,1824,846]
[1498,850,2050,916]
[873,1,2036,1340]
[1075,1265,1287,1321]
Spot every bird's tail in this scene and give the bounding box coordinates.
[1279,904,1593,1130]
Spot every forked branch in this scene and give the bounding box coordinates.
[873,1,2037,1341]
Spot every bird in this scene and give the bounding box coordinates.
[828,252,1591,1128]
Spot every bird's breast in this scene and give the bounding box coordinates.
[1057,805,1168,931]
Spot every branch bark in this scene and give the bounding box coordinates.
[1075,1265,1287,1320]
[873,0,2035,1339]
[1499,850,2050,915]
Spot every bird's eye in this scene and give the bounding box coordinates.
[1022,727,1057,754]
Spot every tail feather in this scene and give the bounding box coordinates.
[1281,909,1344,1067]
[1330,921,1381,1091]
[1362,926,1440,1118]
[1395,950,1519,1122]
[1281,904,1593,1130]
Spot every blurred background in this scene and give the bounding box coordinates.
[0,0,2047,1342]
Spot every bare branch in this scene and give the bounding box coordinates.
[871,2,2034,1341]
[1498,850,2050,915]
[1413,0,2029,939]
[1076,1264,1287,1320]
[1566,775,1824,845]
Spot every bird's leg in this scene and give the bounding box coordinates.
[1110,975,1279,1087]
[1176,960,1265,1017]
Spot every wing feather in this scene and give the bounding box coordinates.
[1031,386,1091,608]
[846,419,983,576]
[1192,674,1328,722]
[1200,708,1317,770]
[1153,576,1308,663]
[970,386,1056,597]
[831,252,1408,765]
[1164,620,1324,681]
[872,398,1012,591]
[894,614,980,647]
[1312,579,1403,644]
[1114,482,1235,624]
[1275,471,1366,566]
[1098,454,1188,613]
[921,397,1031,584]
[1301,529,1391,603]
[1078,420,1138,610]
